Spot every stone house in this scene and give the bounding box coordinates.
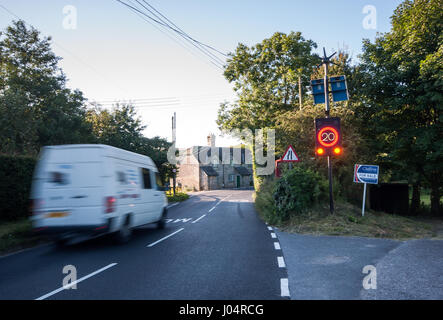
[175,135,253,191]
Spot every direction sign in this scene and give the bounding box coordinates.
[354,164,379,184]
[281,145,299,162]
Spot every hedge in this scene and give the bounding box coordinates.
[0,155,37,221]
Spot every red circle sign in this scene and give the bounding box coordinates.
[317,126,339,148]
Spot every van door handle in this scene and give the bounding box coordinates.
[71,195,87,199]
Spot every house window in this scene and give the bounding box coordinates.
[229,174,235,182]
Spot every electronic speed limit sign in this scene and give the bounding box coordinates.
[315,117,342,156]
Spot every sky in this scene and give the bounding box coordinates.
[0,0,403,147]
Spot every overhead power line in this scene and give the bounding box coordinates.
[0,3,129,95]
[116,0,227,70]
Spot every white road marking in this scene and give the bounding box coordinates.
[35,263,118,300]
[271,233,277,239]
[267,226,273,231]
[274,242,281,250]
[208,207,216,213]
[277,256,286,268]
[147,228,184,247]
[280,278,290,297]
[192,214,206,224]
[172,218,192,223]
[167,202,179,209]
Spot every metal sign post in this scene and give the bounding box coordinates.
[310,48,350,214]
[354,164,379,216]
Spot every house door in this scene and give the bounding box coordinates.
[236,175,241,188]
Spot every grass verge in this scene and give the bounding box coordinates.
[0,219,48,256]
[167,192,190,203]
[258,200,438,240]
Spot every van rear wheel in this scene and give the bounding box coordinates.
[157,209,167,229]
[115,216,132,244]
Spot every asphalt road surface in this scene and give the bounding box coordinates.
[0,190,289,300]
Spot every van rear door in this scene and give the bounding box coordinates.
[34,147,105,227]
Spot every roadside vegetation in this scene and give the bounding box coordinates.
[254,174,437,240]
[219,0,442,221]
[0,219,47,255]
[166,192,190,203]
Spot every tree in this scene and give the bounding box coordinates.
[86,104,146,151]
[86,104,174,182]
[0,20,93,155]
[217,31,319,187]
[357,0,442,215]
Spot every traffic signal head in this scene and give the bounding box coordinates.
[314,117,342,156]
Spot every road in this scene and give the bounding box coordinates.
[0,190,289,300]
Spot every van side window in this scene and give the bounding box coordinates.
[117,171,127,184]
[155,172,163,188]
[141,168,152,189]
[49,172,68,185]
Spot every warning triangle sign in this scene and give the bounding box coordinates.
[281,145,299,162]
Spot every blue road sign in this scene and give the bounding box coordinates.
[354,164,379,184]
[330,75,349,102]
[310,79,325,104]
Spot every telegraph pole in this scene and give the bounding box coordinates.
[172,112,177,196]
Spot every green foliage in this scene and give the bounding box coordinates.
[273,167,327,222]
[167,192,189,203]
[357,0,443,214]
[0,20,94,155]
[0,155,36,221]
[254,178,278,224]
[85,104,175,182]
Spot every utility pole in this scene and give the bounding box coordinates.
[298,75,303,111]
[321,48,336,214]
[172,112,177,196]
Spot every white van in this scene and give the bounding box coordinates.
[30,144,168,244]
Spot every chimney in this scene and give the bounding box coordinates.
[207,133,216,147]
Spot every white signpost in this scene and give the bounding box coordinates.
[353,164,379,216]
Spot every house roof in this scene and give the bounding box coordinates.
[200,166,219,176]
[234,166,252,176]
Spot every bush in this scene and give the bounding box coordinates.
[254,177,278,224]
[273,167,327,223]
[0,155,37,221]
[167,192,190,203]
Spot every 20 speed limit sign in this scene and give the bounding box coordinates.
[315,117,342,156]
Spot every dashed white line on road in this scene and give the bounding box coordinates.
[277,256,286,268]
[192,214,206,224]
[280,278,290,297]
[147,228,185,247]
[35,263,118,300]
[271,233,277,239]
[274,242,281,250]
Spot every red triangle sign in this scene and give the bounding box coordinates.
[281,145,299,162]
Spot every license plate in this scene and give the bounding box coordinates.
[46,212,70,218]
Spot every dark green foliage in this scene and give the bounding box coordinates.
[273,167,327,222]
[254,178,278,224]
[0,155,36,221]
